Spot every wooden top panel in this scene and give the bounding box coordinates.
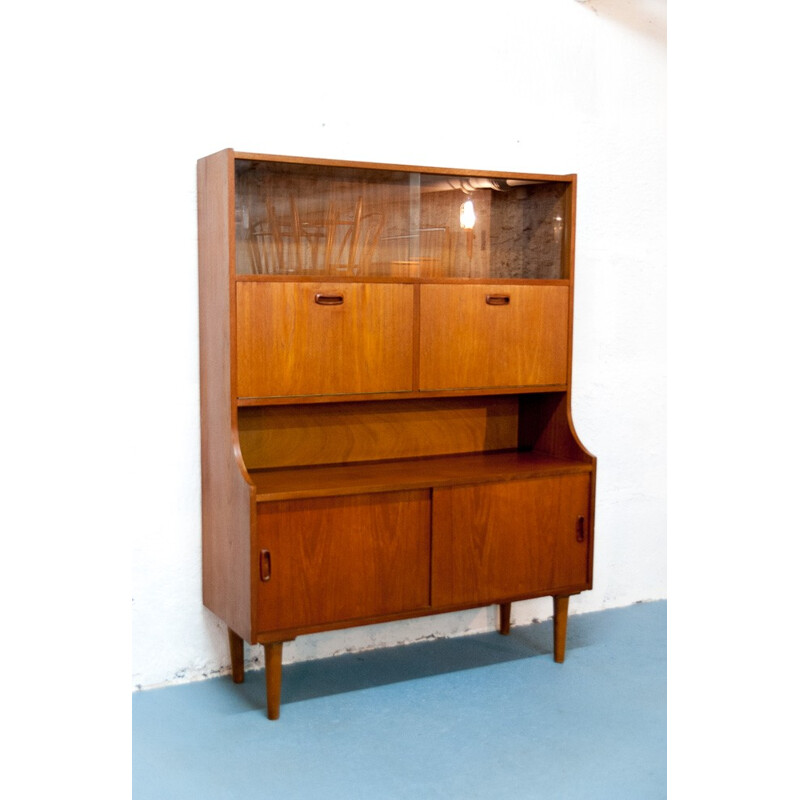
[229,149,575,183]
[250,450,593,502]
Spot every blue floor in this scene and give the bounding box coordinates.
[133,601,666,799]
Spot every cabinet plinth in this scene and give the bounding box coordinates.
[198,150,596,720]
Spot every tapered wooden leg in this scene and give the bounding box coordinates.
[228,628,244,684]
[553,595,569,663]
[264,642,284,720]
[499,602,511,635]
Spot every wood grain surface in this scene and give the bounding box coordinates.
[255,491,431,631]
[432,474,591,606]
[237,281,414,398]
[419,284,569,390]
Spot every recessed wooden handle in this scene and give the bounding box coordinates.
[260,549,272,581]
[575,516,586,543]
[485,294,510,306]
[315,293,344,306]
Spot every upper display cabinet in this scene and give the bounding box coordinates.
[233,156,573,280]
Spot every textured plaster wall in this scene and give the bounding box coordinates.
[2,0,666,691]
[121,0,666,689]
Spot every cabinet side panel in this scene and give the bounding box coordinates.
[519,393,595,464]
[198,151,254,641]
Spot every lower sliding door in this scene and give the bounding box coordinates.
[255,490,431,632]
[432,474,591,607]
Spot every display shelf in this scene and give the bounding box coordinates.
[249,450,594,502]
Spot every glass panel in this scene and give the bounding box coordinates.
[418,173,567,279]
[235,159,413,277]
[234,159,568,279]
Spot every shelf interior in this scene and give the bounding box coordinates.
[238,392,592,502]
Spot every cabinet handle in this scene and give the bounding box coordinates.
[485,294,510,306]
[314,293,344,306]
[575,516,586,543]
[260,549,272,581]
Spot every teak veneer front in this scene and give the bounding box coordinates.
[198,150,596,720]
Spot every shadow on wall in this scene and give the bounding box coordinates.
[575,0,666,44]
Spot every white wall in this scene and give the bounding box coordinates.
[136,0,666,687]
[1,0,667,692]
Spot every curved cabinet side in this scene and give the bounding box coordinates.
[198,150,254,642]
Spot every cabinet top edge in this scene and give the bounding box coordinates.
[200,148,576,183]
[234,275,571,286]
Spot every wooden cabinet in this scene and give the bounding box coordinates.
[198,150,596,720]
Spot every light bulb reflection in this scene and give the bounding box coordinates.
[460,197,476,230]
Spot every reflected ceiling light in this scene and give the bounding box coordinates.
[460,197,476,230]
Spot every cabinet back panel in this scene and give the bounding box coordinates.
[239,396,519,469]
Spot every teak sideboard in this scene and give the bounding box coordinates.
[197,149,596,720]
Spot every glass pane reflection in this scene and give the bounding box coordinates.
[235,160,567,279]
